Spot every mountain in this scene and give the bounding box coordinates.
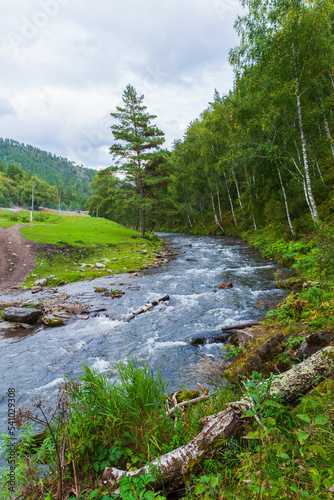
[0,138,97,205]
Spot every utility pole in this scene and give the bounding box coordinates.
[30,180,34,222]
[59,190,61,215]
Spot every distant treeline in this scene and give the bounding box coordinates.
[0,138,96,209]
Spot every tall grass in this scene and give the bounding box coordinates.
[66,358,175,475]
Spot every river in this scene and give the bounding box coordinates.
[0,233,286,443]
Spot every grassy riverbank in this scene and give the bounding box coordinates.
[1,221,333,499]
[0,211,163,286]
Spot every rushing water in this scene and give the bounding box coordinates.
[0,233,286,442]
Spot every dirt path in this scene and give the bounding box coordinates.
[0,224,36,293]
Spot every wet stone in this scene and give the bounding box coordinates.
[2,307,43,324]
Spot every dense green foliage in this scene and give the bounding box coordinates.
[164,0,334,236]
[107,85,166,238]
[1,360,333,499]
[0,161,58,209]
[0,139,96,209]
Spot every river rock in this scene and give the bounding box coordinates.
[31,286,42,293]
[189,332,231,345]
[34,278,48,287]
[0,321,19,331]
[218,282,233,289]
[236,327,259,347]
[294,331,334,361]
[43,311,71,327]
[2,307,43,324]
[95,263,106,268]
[23,299,44,309]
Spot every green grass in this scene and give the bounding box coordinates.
[0,210,60,227]
[21,215,148,247]
[0,211,163,286]
[21,215,162,286]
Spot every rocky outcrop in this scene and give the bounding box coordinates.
[294,330,334,361]
[2,307,43,324]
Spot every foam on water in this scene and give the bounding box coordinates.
[91,358,111,373]
[0,232,287,446]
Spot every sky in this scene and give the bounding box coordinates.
[0,0,244,170]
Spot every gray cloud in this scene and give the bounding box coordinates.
[0,97,16,117]
[0,0,243,169]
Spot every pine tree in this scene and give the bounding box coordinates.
[109,84,165,237]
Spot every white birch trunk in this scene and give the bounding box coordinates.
[231,166,243,210]
[323,114,334,160]
[210,189,225,233]
[276,164,296,238]
[224,172,237,227]
[252,214,257,231]
[216,184,223,222]
[315,159,325,185]
[292,42,319,223]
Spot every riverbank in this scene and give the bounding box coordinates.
[0,231,333,499]
[0,211,173,292]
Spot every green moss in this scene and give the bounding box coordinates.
[176,390,200,403]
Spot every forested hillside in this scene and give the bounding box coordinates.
[0,138,96,208]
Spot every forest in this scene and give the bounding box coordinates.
[0,162,58,209]
[89,0,334,244]
[0,139,95,209]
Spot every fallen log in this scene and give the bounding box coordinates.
[100,406,244,494]
[100,346,334,495]
[126,295,169,322]
[270,345,334,403]
[221,321,261,332]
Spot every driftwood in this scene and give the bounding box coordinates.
[100,406,243,494]
[167,394,210,417]
[221,321,261,332]
[126,295,169,322]
[100,346,334,495]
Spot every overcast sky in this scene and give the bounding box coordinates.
[0,0,244,170]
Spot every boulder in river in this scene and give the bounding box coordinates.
[42,311,71,327]
[2,307,43,324]
[218,282,233,289]
[189,332,232,345]
[34,279,48,287]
